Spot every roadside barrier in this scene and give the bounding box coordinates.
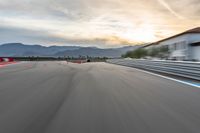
[107,59,200,81]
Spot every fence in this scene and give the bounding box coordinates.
[107,59,200,81]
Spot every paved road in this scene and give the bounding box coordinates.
[0,61,200,133]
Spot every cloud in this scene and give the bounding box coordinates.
[0,0,200,47]
[0,26,70,45]
[0,26,136,48]
[157,0,185,19]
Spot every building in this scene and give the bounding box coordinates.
[144,27,200,61]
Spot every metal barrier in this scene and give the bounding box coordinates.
[107,59,200,81]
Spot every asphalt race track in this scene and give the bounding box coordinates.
[0,61,200,133]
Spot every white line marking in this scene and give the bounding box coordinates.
[130,67,200,88]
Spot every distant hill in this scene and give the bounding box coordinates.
[0,43,138,57]
[0,43,81,56]
[55,46,138,57]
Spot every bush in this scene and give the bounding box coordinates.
[123,46,169,59]
[123,48,147,59]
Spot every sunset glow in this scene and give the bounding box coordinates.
[0,0,200,47]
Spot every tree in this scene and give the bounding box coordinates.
[148,47,159,57]
[122,46,169,59]
[123,48,147,59]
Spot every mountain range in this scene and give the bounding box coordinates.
[0,43,138,57]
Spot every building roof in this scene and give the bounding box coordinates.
[157,27,200,43]
[185,27,200,33]
[146,27,200,47]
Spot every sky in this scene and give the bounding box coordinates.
[0,0,200,48]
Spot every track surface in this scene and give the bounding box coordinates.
[0,62,200,133]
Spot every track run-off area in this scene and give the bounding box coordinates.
[0,61,200,133]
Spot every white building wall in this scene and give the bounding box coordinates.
[187,34,200,43]
[157,33,200,45]
[186,34,200,61]
[145,33,200,60]
[156,33,200,60]
[158,34,189,46]
[191,46,200,61]
[157,34,189,60]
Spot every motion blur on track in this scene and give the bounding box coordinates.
[0,61,200,133]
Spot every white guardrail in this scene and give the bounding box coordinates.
[107,59,200,81]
